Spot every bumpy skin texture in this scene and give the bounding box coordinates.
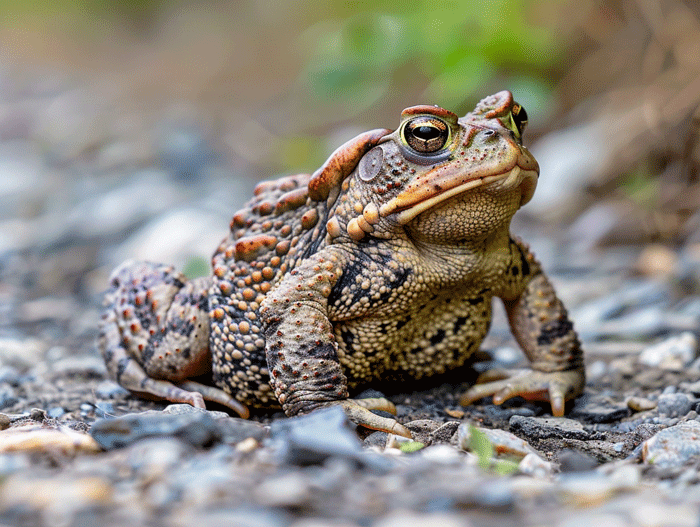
[99,91,585,437]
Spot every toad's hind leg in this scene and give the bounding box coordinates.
[98,261,248,417]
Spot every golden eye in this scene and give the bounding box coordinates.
[511,103,528,136]
[402,116,449,153]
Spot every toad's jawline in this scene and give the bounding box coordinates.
[380,165,539,225]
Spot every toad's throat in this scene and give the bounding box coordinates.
[380,165,538,224]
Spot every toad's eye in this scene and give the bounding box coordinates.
[511,103,528,136]
[402,116,449,154]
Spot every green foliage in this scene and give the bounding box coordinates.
[467,424,494,470]
[301,0,559,114]
[399,441,425,453]
[465,425,520,475]
[620,161,660,209]
[182,256,210,280]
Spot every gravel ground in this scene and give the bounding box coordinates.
[2,71,700,527]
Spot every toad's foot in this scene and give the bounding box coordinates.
[129,373,250,418]
[459,368,585,417]
[317,398,412,438]
[179,380,250,419]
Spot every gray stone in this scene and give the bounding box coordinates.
[47,407,65,419]
[638,332,698,369]
[269,406,391,471]
[172,507,291,527]
[509,415,593,441]
[681,379,700,397]
[50,355,107,377]
[657,393,695,418]
[156,121,214,180]
[596,306,667,338]
[374,510,471,527]
[110,207,230,271]
[65,170,181,240]
[0,337,46,369]
[643,420,700,467]
[0,366,21,386]
[94,380,130,399]
[558,449,600,472]
[253,471,312,508]
[0,384,18,410]
[90,410,222,450]
[161,404,268,443]
[126,437,193,476]
[569,395,630,423]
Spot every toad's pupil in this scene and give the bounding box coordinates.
[413,125,439,139]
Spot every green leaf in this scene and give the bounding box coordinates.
[399,441,425,453]
[493,458,521,475]
[467,425,494,470]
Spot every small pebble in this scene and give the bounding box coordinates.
[638,332,699,369]
[0,474,113,518]
[0,366,21,386]
[374,510,471,527]
[492,346,522,366]
[94,380,130,399]
[518,453,553,477]
[630,502,698,527]
[0,385,18,410]
[0,425,101,456]
[444,407,465,419]
[657,393,695,418]
[253,472,312,508]
[635,243,677,276]
[586,360,607,382]
[557,512,629,527]
[126,437,193,478]
[558,472,625,507]
[626,396,656,412]
[558,450,600,472]
[235,437,259,453]
[46,407,65,419]
[419,444,462,464]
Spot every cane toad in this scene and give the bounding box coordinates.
[99,91,584,437]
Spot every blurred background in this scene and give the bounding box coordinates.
[1,0,700,347]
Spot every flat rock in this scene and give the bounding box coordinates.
[509,415,593,441]
[569,395,630,423]
[0,424,100,456]
[89,408,265,450]
[269,406,391,471]
[642,420,700,468]
[638,332,699,369]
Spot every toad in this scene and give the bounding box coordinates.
[99,91,584,437]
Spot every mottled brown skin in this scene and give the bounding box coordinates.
[99,91,585,437]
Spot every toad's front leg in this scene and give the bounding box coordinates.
[260,251,412,438]
[98,261,248,417]
[461,241,585,416]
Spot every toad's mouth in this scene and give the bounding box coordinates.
[379,164,539,225]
